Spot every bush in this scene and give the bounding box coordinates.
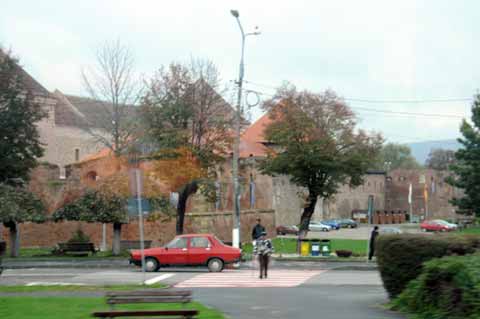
[67,229,91,244]
[335,250,352,258]
[393,254,480,319]
[376,234,479,298]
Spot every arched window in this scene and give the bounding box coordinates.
[74,148,80,162]
[86,171,97,182]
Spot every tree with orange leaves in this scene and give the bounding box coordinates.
[141,59,232,234]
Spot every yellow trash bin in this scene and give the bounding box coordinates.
[300,239,310,256]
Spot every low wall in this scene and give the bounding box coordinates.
[1,209,275,249]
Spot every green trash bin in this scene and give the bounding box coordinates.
[319,239,331,256]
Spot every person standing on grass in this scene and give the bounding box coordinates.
[368,225,379,261]
[253,231,274,279]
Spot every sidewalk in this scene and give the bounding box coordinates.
[1,257,377,271]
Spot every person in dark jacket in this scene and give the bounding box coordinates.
[251,218,266,241]
[368,226,379,261]
[253,231,274,279]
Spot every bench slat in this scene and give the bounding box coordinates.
[106,290,191,297]
[92,309,198,317]
[107,297,191,304]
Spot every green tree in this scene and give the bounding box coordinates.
[141,59,231,234]
[0,50,46,184]
[446,94,480,216]
[425,148,456,170]
[260,85,383,237]
[374,143,421,170]
[0,184,46,257]
[53,189,128,255]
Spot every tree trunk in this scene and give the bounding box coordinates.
[298,192,319,239]
[112,222,122,256]
[176,181,199,235]
[4,222,19,258]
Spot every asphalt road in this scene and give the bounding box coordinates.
[0,266,404,319]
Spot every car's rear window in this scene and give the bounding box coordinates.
[214,236,225,245]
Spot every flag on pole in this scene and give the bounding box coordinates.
[408,183,412,204]
[423,183,428,202]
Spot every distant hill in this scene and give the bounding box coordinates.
[408,139,462,165]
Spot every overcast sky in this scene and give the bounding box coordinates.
[1,0,479,143]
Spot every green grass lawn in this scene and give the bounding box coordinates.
[0,283,167,293]
[459,226,480,235]
[242,237,368,256]
[13,247,130,259]
[0,297,225,319]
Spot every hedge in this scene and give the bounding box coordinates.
[376,234,479,298]
[392,254,480,319]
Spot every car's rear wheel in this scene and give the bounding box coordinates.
[144,257,159,272]
[207,258,224,272]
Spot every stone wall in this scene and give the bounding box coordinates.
[272,172,386,225]
[1,209,275,249]
[386,169,461,219]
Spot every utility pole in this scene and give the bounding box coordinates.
[230,10,260,249]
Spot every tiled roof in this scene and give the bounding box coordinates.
[0,49,50,97]
[239,112,273,158]
[53,90,135,129]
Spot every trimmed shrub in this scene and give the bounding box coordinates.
[67,228,91,244]
[376,234,479,298]
[335,250,352,258]
[393,254,480,319]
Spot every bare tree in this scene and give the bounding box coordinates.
[81,40,142,156]
[79,40,142,255]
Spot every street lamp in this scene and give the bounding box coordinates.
[230,10,260,249]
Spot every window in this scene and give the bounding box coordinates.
[190,237,210,248]
[166,237,188,249]
[74,148,80,162]
[86,171,97,181]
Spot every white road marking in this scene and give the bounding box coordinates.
[174,270,324,288]
[26,282,87,286]
[144,273,175,285]
[1,273,79,277]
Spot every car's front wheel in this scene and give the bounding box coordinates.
[207,258,224,272]
[144,257,159,272]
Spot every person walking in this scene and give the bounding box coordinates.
[368,226,379,261]
[251,218,266,242]
[253,231,274,279]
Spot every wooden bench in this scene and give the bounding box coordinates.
[92,290,198,318]
[56,242,96,256]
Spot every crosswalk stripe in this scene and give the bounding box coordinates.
[144,273,174,285]
[174,270,324,288]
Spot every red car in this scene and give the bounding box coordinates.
[276,225,299,235]
[129,234,241,272]
[420,220,457,232]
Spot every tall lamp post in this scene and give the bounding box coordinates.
[230,10,260,248]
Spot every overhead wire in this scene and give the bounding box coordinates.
[243,87,468,120]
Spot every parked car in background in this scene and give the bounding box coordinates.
[439,220,459,229]
[276,225,299,235]
[379,227,403,235]
[308,221,332,232]
[321,219,341,230]
[337,219,358,228]
[420,219,457,232]
[129,234,241,272]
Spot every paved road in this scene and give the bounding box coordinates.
[1,266,404,319]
